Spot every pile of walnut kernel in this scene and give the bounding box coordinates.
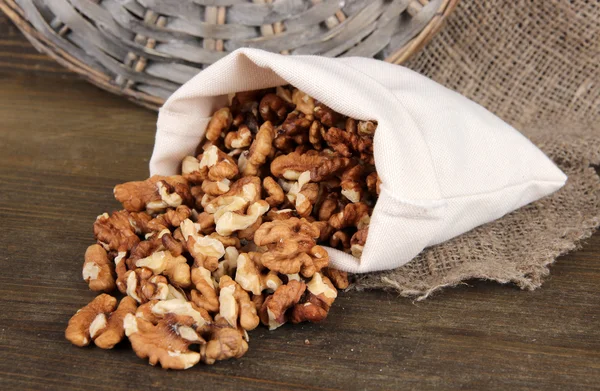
[65,86,380,370]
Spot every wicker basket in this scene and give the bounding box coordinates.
[1,0,458,110]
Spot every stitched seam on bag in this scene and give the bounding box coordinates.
[378,178,565,207]
[439,178,566,201]
[378,186,447,209]
[345,65,445,202]
[159,109,212,120]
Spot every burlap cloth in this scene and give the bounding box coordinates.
[354,0,600,298]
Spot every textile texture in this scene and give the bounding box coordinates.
[355,0,600,297]
[151,49,566,275]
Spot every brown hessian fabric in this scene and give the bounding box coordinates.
[354,0,600,298]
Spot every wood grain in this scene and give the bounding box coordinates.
[0,12,70,75]
[0,23,599,391]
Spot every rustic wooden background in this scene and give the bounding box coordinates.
[0,12,599,390]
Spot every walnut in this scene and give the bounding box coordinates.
[135,250,191,288]
[259,280,306,330]
[273,134,295,152]
[65,294,137,349]
[329,230,351,251]
[213,246,239,282]
[295,183,318,217]
[114,175,192,214]
[366,172,381,195]
[187,234,226,272]
[329,202,371,230]
[358,120,377,136]
[239,239,263,254]
[197,212,216,234]
[270,150,351,182]
[135,300,161,324]
[321,120,375,164]
[125,315,202,369]
[182,147,238,185]
[259,93,290,124]
[215,200,270,236]
[321,127,354,158]
[317,191,343,222]
[167,284,189,301]
[190,185,205,209]
[147,205,191,232]
[276,86,293,104]
[190,266,219,313]
[237,151,249,173]
[208,232,241,249]
[274,111,311,149]
[124,299,211,369]
[254,218,329,277]
[309,120,324,149]
[351,227,368,259]
[313,102,344,127]
[312,220,335,242]
[93,296,138,349]
[227,147,245,158]
[206,107,232,141]
[114,252,128,293]
[189,146,239,183]
[292,89,315,117]
[202,178,231,196]
[340,165,364,203]
[224,125,252,149]
[94,210,150,252]
[345,117,357,133]
[218,276,260,331]
[286,273,303,282]
[235,253,282,295]
[179,217,208,241]
[201,193,215,209]
[201,317,249,365]
[242,121,274,176]
[124,267,170,303]
[251,293,265,312]
[204,149,239,182]
[232,112,244,127]
[282,170,311,206]
[245,111,260,133]
[290,273,337,324]
[150,298,212,328]
[161,232,185,257]
[236,217,263,241]
[263,176,284,207]
[231,90,262,117]
[322,267,349,290]
[265,208,295,221]
[204,176,262,216]
[181,156,208,186]
[82,244,115,292]
[127,230,169,265]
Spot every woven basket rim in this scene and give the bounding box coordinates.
[0,0,459,111]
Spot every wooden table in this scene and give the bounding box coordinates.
[1,16,599,391]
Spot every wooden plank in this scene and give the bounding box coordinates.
[0,11,71,75]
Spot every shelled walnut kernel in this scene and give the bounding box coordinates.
[66,86,378,370]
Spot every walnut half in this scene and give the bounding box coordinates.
[65,295,137,349]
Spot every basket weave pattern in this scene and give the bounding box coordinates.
[1,0,457,109]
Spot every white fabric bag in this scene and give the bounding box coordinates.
[150,48,566,274]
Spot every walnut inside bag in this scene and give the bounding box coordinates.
[66,85,379,369]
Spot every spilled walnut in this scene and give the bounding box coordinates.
[66,86,379,370]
